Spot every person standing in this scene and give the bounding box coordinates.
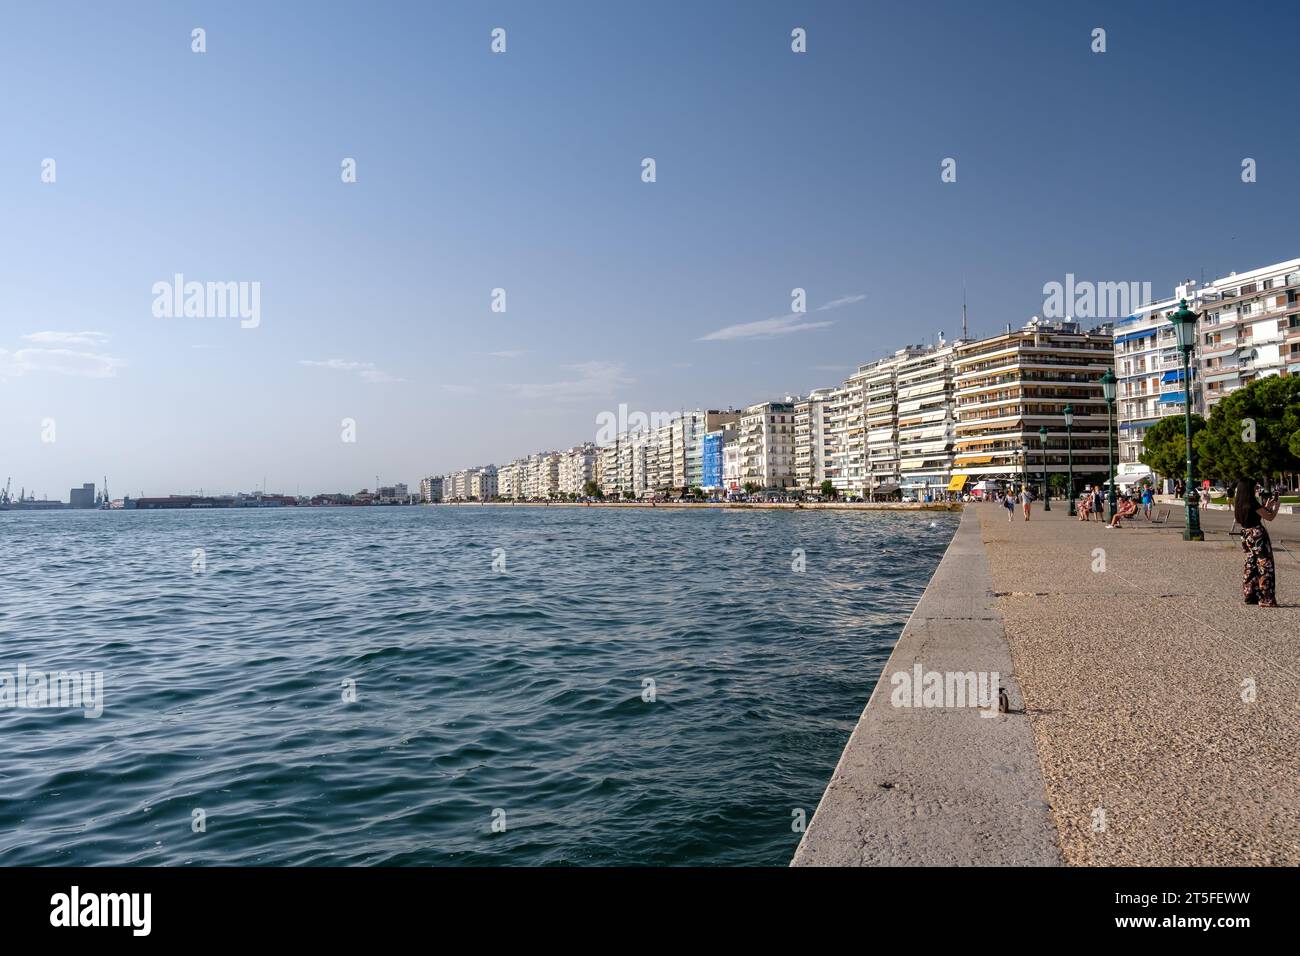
[1092,486,1104,521]
[1237,481,1281,607]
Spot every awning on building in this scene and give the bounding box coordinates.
[946,474,969,491]
[1158,391,1187,404]
[1160,369,1186,383]
[873,483,900,495]
[955,455,994,465]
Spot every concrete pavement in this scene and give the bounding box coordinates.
[978,500,1299,865]
[791,507,1062,866]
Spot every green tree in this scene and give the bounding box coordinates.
[582,480,601,499]
[742,482,759,495]
[819,479,836,498]
[1138,413,1206,481]
[1195,376,1300,481]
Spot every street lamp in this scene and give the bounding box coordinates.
[1038,425,1051,511]
[1064,404,1076,516]
[1170,299,1204,541]
[1100,368,1117,520]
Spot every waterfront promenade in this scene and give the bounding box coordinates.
[794,503,1299,866]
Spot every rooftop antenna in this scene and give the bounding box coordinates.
[962,279,968,340]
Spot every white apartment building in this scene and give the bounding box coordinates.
[558,443,597,495]
[895,342,959,497]
[722,432,742,492]
[795,388,834,490]
[1113,281,1207,484]
[469,466,498,500]
[738,399,798,490]
[823,372,867,495]
[1197,257,1300,408]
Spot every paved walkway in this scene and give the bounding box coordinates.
[978,500,1299,865]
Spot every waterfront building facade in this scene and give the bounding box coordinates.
[953,318,1113,490]
[559,443,597,495]
[895,342,959,498]
[738,399,798,490]
[419,475,444,503]
[794,388,834,491]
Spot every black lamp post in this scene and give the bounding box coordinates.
[1038,425,1051,511]
[1064,404,1075,516]
[1100,369,1117,520]
[1170,299,1204,541]
[1018,442,1028,500]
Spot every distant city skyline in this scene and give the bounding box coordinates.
[3,0,1298,497]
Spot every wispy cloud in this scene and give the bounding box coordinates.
[816,294,866,312]
[699,313,833,342]
[0,347,125,379]
[298,359,404,383]
[698,294,865,342]
[22,330,110,346]
[504,361,628,400]
[484,349,526,359]
[1,332,124,378]
[441,383,477,395]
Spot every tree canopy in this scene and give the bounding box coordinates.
[1138,413,1205,481]
[1195,375,1300,481]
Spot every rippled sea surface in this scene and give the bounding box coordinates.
[0,505,956,866]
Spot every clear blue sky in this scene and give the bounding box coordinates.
[2,0,1296,497]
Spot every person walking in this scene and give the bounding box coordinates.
[1140,485,1153,521]
[1020,484,1032,521]
[1237,481,1281,607]
[1002,488,1015,523]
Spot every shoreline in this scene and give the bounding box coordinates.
[795,501,1299,866]
[437,500,962,512]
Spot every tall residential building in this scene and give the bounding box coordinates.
[701,424,736,491]
[823,370,868,495]
[668,410,740,491]
[1196,257,1300,409]
[738,399,798,490]
[864,347,930,495]
[722,431,742,492]
[469,466,498,500]
[896,342,959,497]
[558,443,597,495]
[1113,281,1207,483]
[953,318,1113,489]
[794,388,834,490]
[419,475,444,502]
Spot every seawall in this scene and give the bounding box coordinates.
[791,505,1062,866]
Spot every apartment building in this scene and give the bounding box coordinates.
[738,399,798,490]
[953,318,1113,490]
[468,466,497,500]
[722,431,742,492]
[558,443,597,495]
[419,475,444,503]
[1196,257,1300,408]
[794,388,834,490]
[1113,281,1207,484]
[823,370,868,496]
[669,410,740,490]
[895,343,959,497]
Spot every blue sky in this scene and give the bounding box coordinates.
[2,0,1297,497]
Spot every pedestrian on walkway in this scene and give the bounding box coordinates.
[1140,485,1153,521]
[1020,485,1032,521]
[1002,489,1015,522]
[1236,480,1281,607]
[1092,486,1104,521]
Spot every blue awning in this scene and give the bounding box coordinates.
[1161,369,1185,383]
[1158,392,1186,404]
[1115,329,1157,345]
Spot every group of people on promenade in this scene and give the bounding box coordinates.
[994,477,1283,608]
